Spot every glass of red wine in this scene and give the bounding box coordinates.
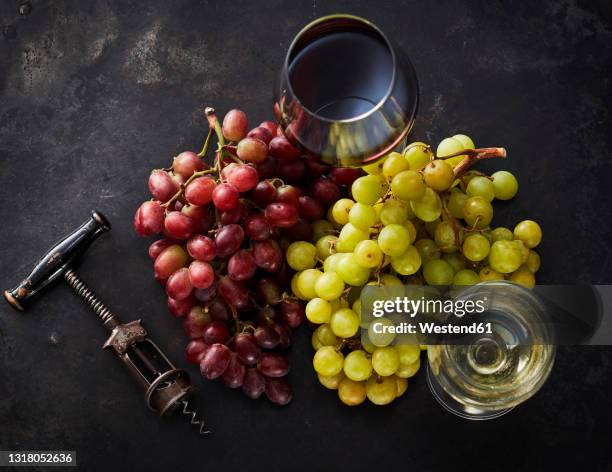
[276,14,419,167]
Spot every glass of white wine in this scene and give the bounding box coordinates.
[427,281,556,420]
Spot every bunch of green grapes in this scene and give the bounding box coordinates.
[285,133,542,406]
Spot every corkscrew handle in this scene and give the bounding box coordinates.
[4,211,111,310]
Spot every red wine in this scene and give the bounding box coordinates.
[288,29,394,120]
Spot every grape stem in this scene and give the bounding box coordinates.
[205,106,245,168]
[440,147,507,178]
[161,168,216,209]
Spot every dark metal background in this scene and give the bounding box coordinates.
[1,1,611,470]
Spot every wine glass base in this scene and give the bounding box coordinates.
[426,363,514,421]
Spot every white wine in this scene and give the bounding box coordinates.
[427,282,555,417]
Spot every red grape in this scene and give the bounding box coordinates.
[277,159,306,183]
[242,367,266,399]
[134,201,164,236]
[250,180,277,207]
[167,293,196,317]
[234,332,261,365]
[306,159,331,178]
[255,156,278,180]
[222,353,246,388]
[163,211,195,240]
[255,278,281,305]
[154,245,188,280]
[173,151,205,179]
[219,201,247,225]
[202,320,230,344]
[265,378,292,405]
[254,325,280,349]
[279,300,305,328]
[222,109,248,141]
[181,204,213,233]
[310,178,340,206]
[148,170,178,202]
[236,137,268,164]
[218,276,250,309]
[256,305,280,324]
[187,235,216,261]
[274,323,292,349]
[183,306,212,338]
[226,164,258,192]
[330,167,363,186]
[228,250,257,281]
[298,195,324,221]
[200,343,231,379]
[284,218,314,242]
[259,120,277,137]
[215,224,244,257]
[257,352,289,377]
[247,126,273,145]
[148,239,172,260]
[269,136,300,160]
[245,214,272,241]
[185,176,215,206]
[212,183,239,211]
[194,284,217,303]
[166,267,193,300]
[207,297,231,322]
[275,185,302,207]
[188,260,215,289]
[185,339,209,364]
[265,203,299,228]
[253,240,283,272]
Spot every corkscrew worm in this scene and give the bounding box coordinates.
[4,210,210,436]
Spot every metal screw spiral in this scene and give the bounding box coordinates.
[63,269,117,326]
[180,399,211,435]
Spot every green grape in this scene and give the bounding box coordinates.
[462,196,493,228]
[423,259,454,285]
[318,371,345,390]
[336,253,371,286]
[330,308,360,338]
[436,137,465,158]
[286,241,317,271]
[425,218,441,237]
[351,175,383,205]
[513,220,542,248]
[338,378,367,406]
[395,376,408,397]
[379,274,403,286]
[404,220,417,244]
[332,198,355,226]
[526,250,541,273]
[491,226,514,242]
[316,235,337,260]
[330,298,349,312]
[336,223,370,252]
[291,273,307,300]
[434,220,460,253]
[395,358,421,378]
[313,346,344,376]
[453,269,479,285]
[315,272,345,301]
[363,156,386,175]
[448,190,468,219]
[326,207,342,229]
[423,159,455,191]
[414,238,441,263]
[410,187,442,222]
[296,268,323,300]
[442,252,467,273]
[314,323,340,347]
[382,152,410,178]
[311,332,323,350]
[378,224,410,257]
[348,203,377,230]
[343,350,373,381]
[390,170,426,201]
[466,176,495,202]
[366,375,397,405]
[379,199,409,225]
[510,266,536,288]
[306,298,332,324]
[390,245,421,275]
[352,299,362,319]
[372,346,400,376]
[479,266,504,281]
[491,170,518,200]
[452,134,475,149]
[403,142,432,170]
[517,240,530,263]
[462,233,491,261]
[367,317,396,347]
[354,239,384,268]
[395,344,420,365]
[312,219,335,242]
[324,252,345,273]
[488,240,524,274]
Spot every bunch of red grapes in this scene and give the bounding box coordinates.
[134,107,361,405]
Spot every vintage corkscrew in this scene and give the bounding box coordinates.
[4,210,210,435]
